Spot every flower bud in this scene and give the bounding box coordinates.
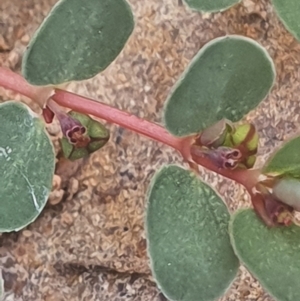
[224,123,258,169]
[253,183,294,227]
[191,145,242,170]
[194,121,259,170]
[228,123,259,153]
[60,111,109,161]
[42,106,55,124]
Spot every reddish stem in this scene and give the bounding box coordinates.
[0,67,53,107]
[0,67,261,191]
[52,89,192,155]
[52,90,261,190]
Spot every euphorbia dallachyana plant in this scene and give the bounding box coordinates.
[2,0,300,300]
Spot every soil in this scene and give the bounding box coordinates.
[1,0,300,300]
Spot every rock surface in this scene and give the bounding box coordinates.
[1,0,300,300]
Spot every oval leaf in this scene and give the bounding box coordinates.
[22,0,134,86]
[272,0,300,41]
[184,0,240,13]
[163,36,275,136]
[263,136,300,178]
[230,209,300,301]
[146,165,239,301]
[0,102,55,232]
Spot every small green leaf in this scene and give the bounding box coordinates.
[199,119,232,147]
[0,101,55,232]
[22,0,134,86]
[263,137,300,177]
[272,178,300,211]
[163,36,275,137]
[230,209,300,301]
[146,165,239,301]
[184,0,240,13]
[272,0,300,41]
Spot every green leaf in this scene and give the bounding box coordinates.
[22,0,134,86]
[263,136,300,177]
[272,0,300,41]
[272,178,300,211]
[163,35,275,137]
[184,0,240,13]
[199,119,231,147]
[146,165,239,301]
[0,101,55,232]
[230,209,300,301]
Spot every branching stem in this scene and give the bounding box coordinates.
[0,67,260,191]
